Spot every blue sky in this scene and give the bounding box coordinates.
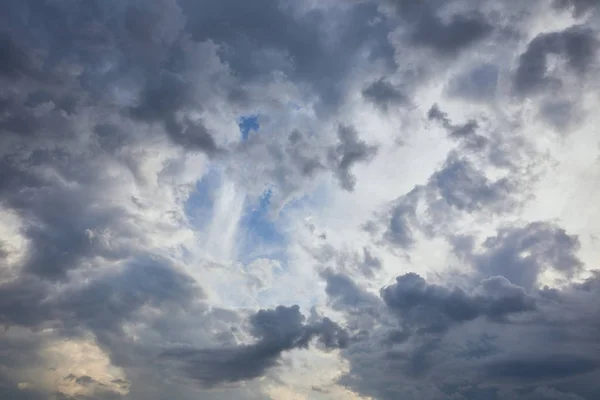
[238,114,260,141]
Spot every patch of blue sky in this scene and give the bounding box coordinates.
[238,114,260,141]
[236,181,330,266]
[184,166,222,230]
[237,188,288,265]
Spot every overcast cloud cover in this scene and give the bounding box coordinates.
[1,0,600,399]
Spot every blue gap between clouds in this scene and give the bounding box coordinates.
[238,188,288,265]
[185,116,287,265]
[184,167,221,230]
[238,114,260,141]
[185,112,324,267]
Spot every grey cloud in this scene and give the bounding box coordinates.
[484,354,599,383]
[232,124,377,204]
[514,27,597,95]
[308,243,382,280]
[387,1,493,55]
[0,32,34,79]
[323,270,381,313]
[130,72,190,123]
[328,268,600,400]
[57,257,203,336]
[322,220,596,399]
[375,150,515,250]
[410,12,492,55]
[180,0,396,111]
[539,99,581,133]
[554,0,600,15]
[328,125,379,191]
[428,104,488,151]
[129,67,220,156]
[0,154,133,281]
[381,273,535,333]
[362,78,407,111]
[162,305,347,386]
[447,63,500,101]
[429,152,514,213]
[361,247,382,277]
[382,187,421,249]
[461,222,583,289]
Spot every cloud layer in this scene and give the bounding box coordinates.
[1,0,600,399]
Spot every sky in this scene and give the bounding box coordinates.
[1,0,600,399]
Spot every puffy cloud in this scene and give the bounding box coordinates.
[382,273,535,332]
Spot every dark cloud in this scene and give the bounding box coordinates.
[328,125,379,191]
[180,0,396,111]
[323,270,381,314]
[0,32,34,78]
[162,305,347,386]
[327,266,600,400]
[57,257,203,336]
[382,187,421,249]
[0,151,133,281]
[484,354,599,383]
[456,222,584,289]
[382,273,535,333]
[514,27,597,95]
[410,12,492,55]
[130,71,220,155]
[387,1,493,55]
[538,97,585,133]
[362,78,407,111]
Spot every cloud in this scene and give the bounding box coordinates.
[372,148,521,250]
[554,0,600,16]
[328,125,379,192]
[179,0,396,112]
[447,63,500,101]
[428,104,488,150]
[514,27,597,95]
[326,266,600,400]
[162,305,348,386]
[1,0,600,399]
[386,1,493,55]
[362,78,407,111]
[455,222,584,289]
[382,273,535,332]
